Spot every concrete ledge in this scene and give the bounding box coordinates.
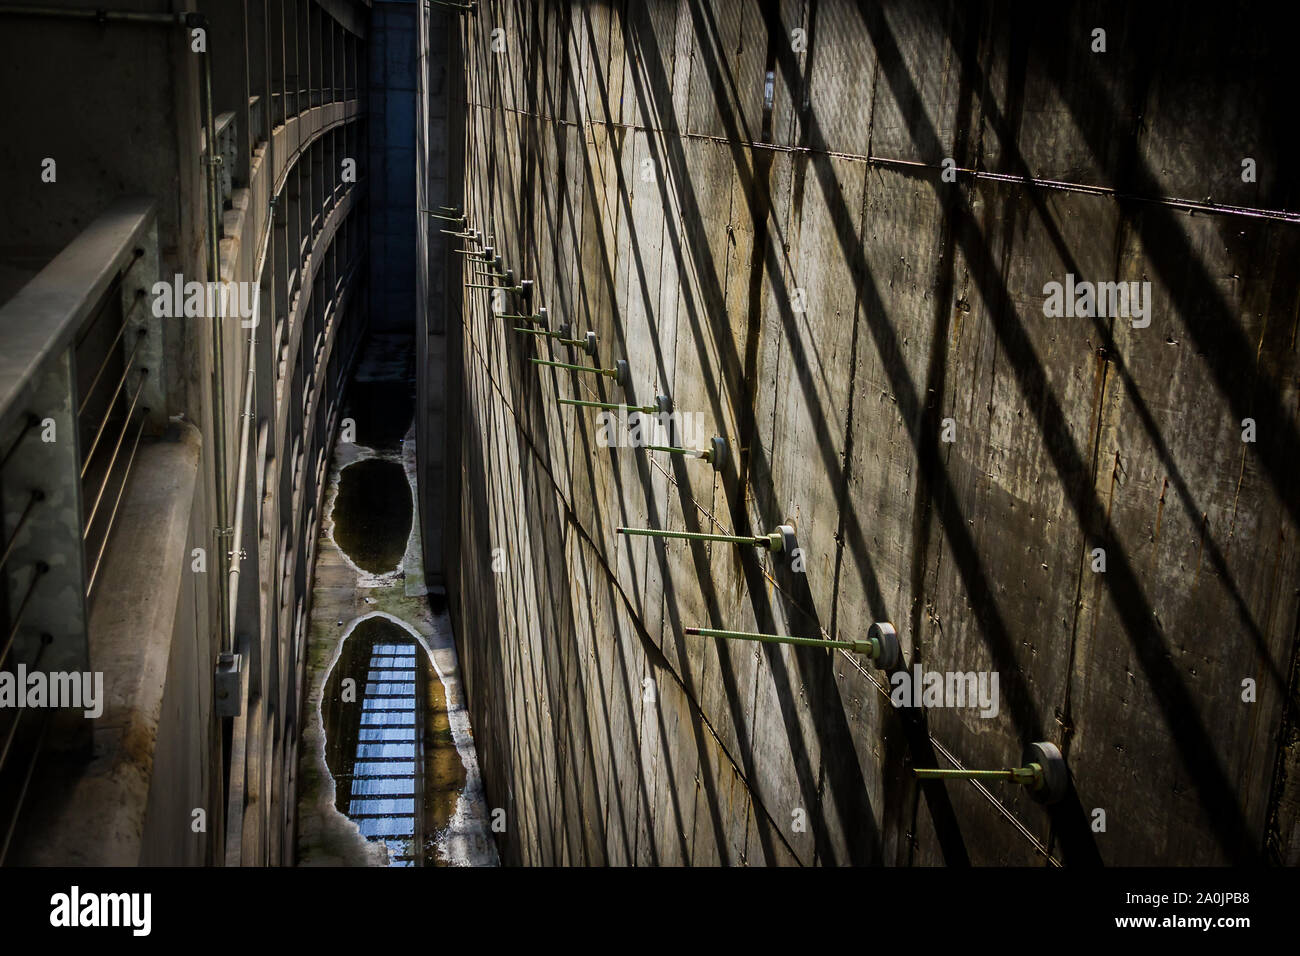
[14,423,202,866]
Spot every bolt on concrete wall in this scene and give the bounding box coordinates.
[443,0,1300,865]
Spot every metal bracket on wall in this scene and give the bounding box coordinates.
[913,741,1068,805]
[639,435,727,472]
[423,208,467,226]
[530,357,628,386]
[215,652,242,717]
[517,326,597,356]
[499,305,548,325]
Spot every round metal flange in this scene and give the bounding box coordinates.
[483,245,494,259]
[709,436,727,472]
[504,269,515,285]
[558,322,571,339]
[1025,740,1068,805]
[536,306,549,327]
[778,524,798,556]
[615,359,629,387]
[656,394,673,414]
[584,332,598,356]
[867,621,900,670]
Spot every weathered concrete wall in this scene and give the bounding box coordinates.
[415,2,456,591]
[444,0,1300,865]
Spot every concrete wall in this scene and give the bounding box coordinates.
[444,0,1300,865]
[414,2,456,591]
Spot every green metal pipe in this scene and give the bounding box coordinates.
[914,768,1016,781]
[530,358,617,378]
[914,765,1041,786]
[685,627,868,653]
[641,444,703,457]
[618,523,792,553]
[557,398,661,415]
[617,527,767,547]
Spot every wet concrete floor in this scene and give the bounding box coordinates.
[296,333,497,867]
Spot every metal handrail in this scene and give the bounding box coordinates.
[0,199,159,857]
[0,197,155,421]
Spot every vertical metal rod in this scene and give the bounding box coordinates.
[0,635,49,772]
[85,414,148,597]
[201,28,232,656]
[0,562,47,668]
[0,415,38,472]
[76,318,140,416]
[79,340,147,477]
[0,490,43,577]
[82,376,147,535]
[0,708,51,866]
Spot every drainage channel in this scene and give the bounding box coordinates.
[297,333,497,867]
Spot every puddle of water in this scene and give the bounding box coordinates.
[321,615,467,867]
[332,458,412,574]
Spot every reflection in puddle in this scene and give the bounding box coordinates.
[332,458,412,574]
[322,615,466,866]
